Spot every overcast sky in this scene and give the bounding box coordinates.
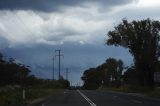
[0,0,160,85]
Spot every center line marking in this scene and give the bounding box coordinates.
[77,90,97,106]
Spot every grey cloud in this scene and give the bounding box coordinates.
[0,0,137,12]
[0,36,9,49]
[1,43,132,80]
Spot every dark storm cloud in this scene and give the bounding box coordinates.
[0,36,9,49]
[0,0,136,12]
[0,41,133,84]
[1,43,132,79]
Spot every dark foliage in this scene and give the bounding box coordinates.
[106,18,160,87]
[81,58,124,89]
[0,52,70,88]
[0,53,34,86]
[123,66,138,85]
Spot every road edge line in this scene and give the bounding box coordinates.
[77,90,97,106]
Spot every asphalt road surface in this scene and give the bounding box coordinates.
[34,90,160,106]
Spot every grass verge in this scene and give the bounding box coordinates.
[0,86,65,106]
[100,85,160,98]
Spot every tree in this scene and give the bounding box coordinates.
[81,58,124,89]
[104,58,124,87]
[96,63,109,86]
[0,52,34,86]
[81,68,102,89]
[0,52,4,63]
[123,66,138,85]
[106,18,160,87]
[57,76,70,88]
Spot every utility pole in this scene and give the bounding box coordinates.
[65,68,69,80]
[55,50,64,80]
[52,57,55,80]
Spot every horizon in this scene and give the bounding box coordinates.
[0,0,160,85]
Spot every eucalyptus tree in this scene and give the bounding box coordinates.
[106,19,160,87]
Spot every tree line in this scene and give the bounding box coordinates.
[82,18,160,89]
[0,52,70,88]
[82,58,124,89]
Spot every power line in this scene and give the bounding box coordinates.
[55,50,64,80]
[52,57,55,80]
[65,68,70,80]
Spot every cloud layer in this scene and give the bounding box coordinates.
[0,9,108,47]
[2,43,132,84]
[0,0,160,84]
[0,0,136,12]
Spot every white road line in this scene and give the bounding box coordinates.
[132,100,143,104]
[113,95,118,98]
[77,90,97,106]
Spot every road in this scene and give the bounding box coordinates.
[33,90,160,106]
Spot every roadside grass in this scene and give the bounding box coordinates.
[100,85,160,98]
[26,87,64,100]
[0,85,65,106]
[0,86,24,106]
[144,88,160,98]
